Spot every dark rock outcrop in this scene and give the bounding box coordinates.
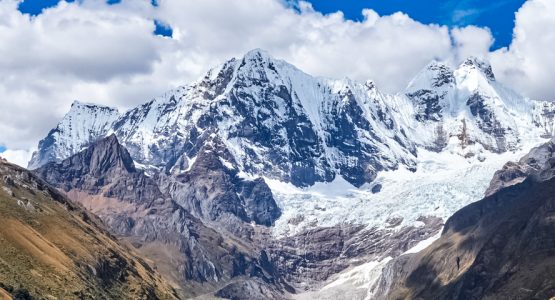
[160,137,281,228]
[486,138,555,196]
[34,135,283,298]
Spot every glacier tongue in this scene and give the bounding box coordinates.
[269,143,542,237]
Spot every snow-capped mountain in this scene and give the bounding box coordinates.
[28,101,120,169]
[29,50,554,188]
[404,57,541,156]
[28,49,555,299]
[31,49,420,187]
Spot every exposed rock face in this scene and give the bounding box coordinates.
[406,61,455,123]
[0,160,178,299]
[460,56,496,81]
[371,138,555,300]
[268,216,443,290]
[486,138,555,196]
[159,137,281,228]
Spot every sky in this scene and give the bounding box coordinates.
[305,0,526,50]
[17,0,525,49]
[1,0,555,166]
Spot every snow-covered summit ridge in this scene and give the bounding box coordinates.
[28,100,120,169]
[404,54,554,156]
[103,48,419,187]
[29,49,555,187]
[459,56,495,81]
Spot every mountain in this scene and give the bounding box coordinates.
[405,57,542,155]
[369,138,555,299]
[34,134,446,299]
[28,49,555,299]
[30,49,420,188]
[35,134,286,299]
[29,50,555,236]
[28,101,120,170]
[29,51,554,186]
[0,157,178,299]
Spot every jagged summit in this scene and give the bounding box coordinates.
[70,100,118,110]
[28,100,120,169]
[406,60,454,93]
[407,56,494,93]
[458,56,495,81]
[242,47,272,61]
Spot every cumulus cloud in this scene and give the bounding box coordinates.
[451,26,493,61]
[490,0,555,101]
[153,0,490,92]
[0,0,552,159]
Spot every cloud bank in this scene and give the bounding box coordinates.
[0,0,553,164]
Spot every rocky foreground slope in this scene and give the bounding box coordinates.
[369,139,555,299]
[0,158,178,299]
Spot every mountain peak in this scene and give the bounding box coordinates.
[70,100,118,112]
[238,48,284,73]
[426,60,449,69]
[85,134,137,174]
[243,48,272,61]
[458,56,495,81]
[28,100,121,169]
[406,60,454,92]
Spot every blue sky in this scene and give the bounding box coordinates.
[0,146,5,153]
[18,0,524,49]
[305,0,525,50]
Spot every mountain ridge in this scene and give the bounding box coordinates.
[28,49,555,188]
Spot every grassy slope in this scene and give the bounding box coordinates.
[0,160,179,300]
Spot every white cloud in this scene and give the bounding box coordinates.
[154,0,491,92]
[1,148,33,168]
[451,26,493,61]
[0,0,551,159]
[490,0,555,101]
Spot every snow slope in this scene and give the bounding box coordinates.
[269,141,542,237]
